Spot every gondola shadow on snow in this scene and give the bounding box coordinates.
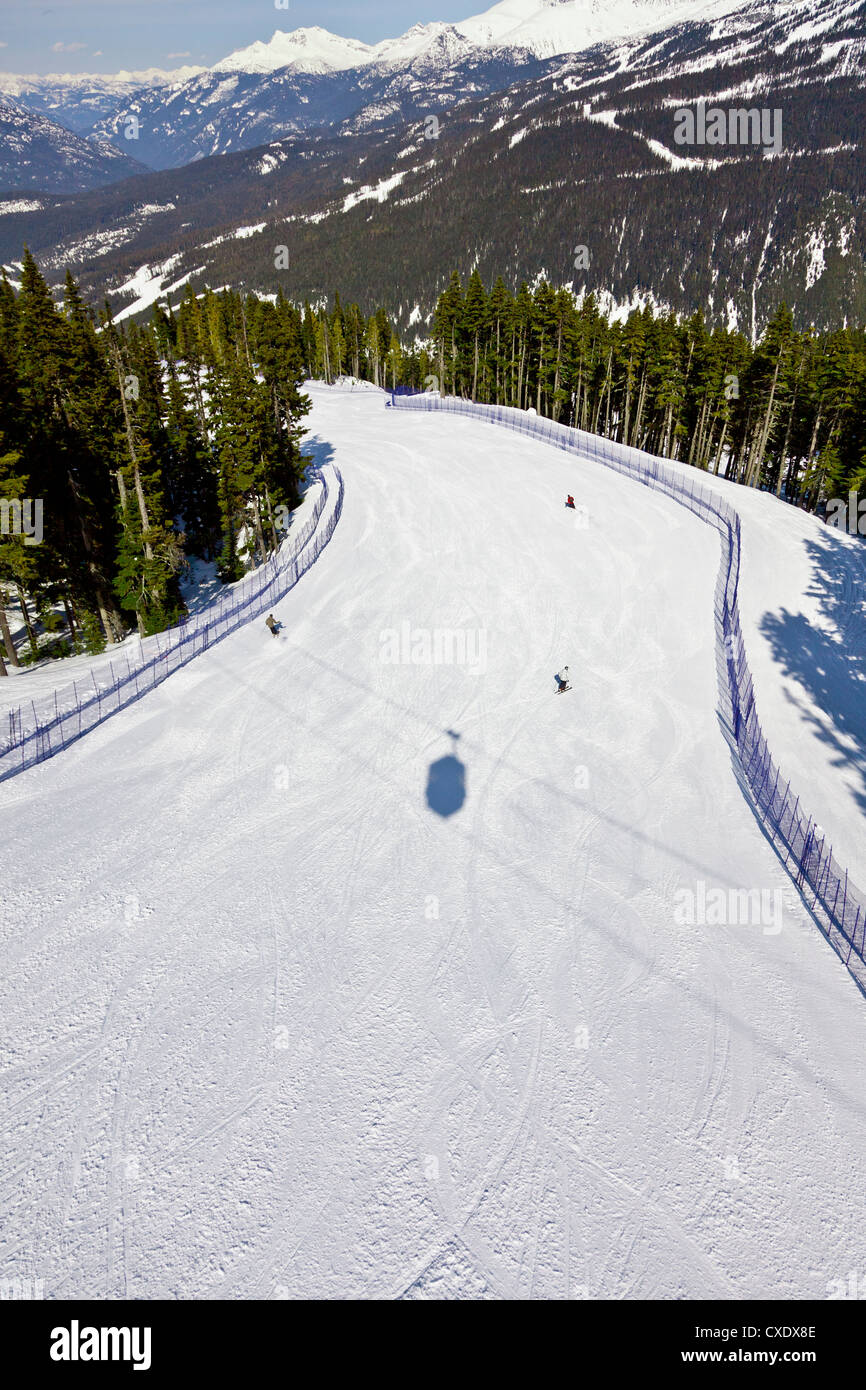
[426,730,466,817]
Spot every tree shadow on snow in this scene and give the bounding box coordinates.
[302,436,336,478]
[757,528,866,817]
[298,436,336,524]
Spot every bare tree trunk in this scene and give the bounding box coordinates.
[17,584,38,654]
[66,466,124,642]
[62,594,76,643]
[517,334,527,410]
[713,418,729,475]
[632,367,648,447]
[111,343,153,561]
[806,405,824,470]
[240,298,253,370]
[252,496,268,565]
[622,354,634,447]
[0,595,19,666]
[264,485,280,550]
[689,391,709,467]
[747,354,782,488]
[775,368,801,496]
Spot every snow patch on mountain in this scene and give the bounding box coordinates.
[0,197,45,215]
[257,149,289,175]
[201,222,269,250]
[113,256,201,322]
[573,281,670,322]
[343,170,409,211]
[805,230,828,290]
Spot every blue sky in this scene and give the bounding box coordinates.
[0,0,484,73]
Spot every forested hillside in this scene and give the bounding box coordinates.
[315,270,866,509]
[2,261,864,676]
[0,256,309,672]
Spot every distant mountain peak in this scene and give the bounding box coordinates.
[453,0,743,56]
[209,0,744,77]
[0,97,148,191]
[212,27,376,76]
[0,65,205,94]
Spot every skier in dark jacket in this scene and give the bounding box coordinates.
[265,614,279,637]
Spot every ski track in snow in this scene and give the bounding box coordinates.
[1,385,866,1300]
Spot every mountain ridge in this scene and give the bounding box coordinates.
[2,0,745,167]
[0,0,862,334]
[0,99,149,192]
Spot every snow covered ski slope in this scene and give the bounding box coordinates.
[2,383,866,1300]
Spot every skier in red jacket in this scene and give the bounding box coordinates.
[565,495,575,509]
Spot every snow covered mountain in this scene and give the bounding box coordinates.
[452,0,736,54]
[1,0,863,328]
[0,66,205,134]
[212,27,376,76]
[84,1,743,169]
[8,0,857,332]
[0,100,148,192]
[0,0,838,175]
[212,2,739,73]
[89,38,545,170]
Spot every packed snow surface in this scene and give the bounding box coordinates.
[1,386,865,1300]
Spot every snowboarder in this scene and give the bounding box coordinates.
[556,666,571,693]
[565,495,575,509]
[265,614,280,637]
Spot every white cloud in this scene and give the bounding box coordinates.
[167,51,191,59]
[51,41,87,54]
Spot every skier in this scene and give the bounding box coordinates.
[565,495,576,509]
[556,666,571,693]
[265,613,280,637]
